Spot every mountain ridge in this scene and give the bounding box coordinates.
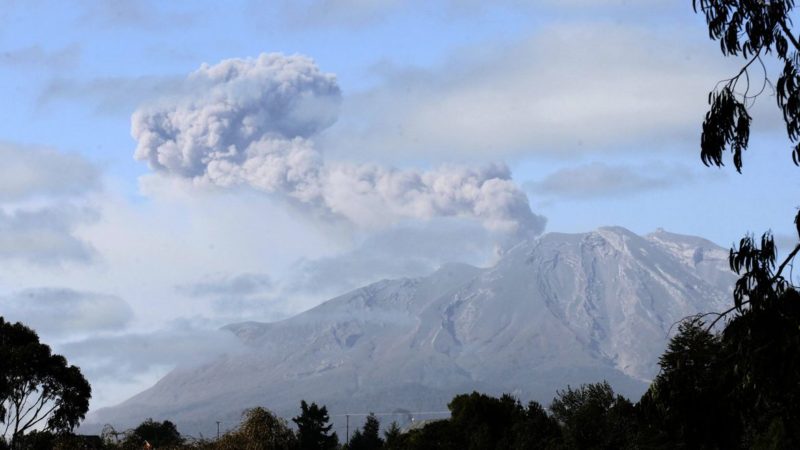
[87,226,735,437]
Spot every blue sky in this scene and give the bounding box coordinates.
[0,0,798,410]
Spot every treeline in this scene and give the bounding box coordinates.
[7,288,800,449]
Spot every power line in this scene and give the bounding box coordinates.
[328,410,451,443]
[329,411,449,417]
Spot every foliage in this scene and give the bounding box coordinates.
[292,401,337,450]
[215,407,297,450]
[694,0,800,170]
[549,381,636,449]
[346,414,382,450]
[116,418,184,449]
[691,0,800,446]
[447,392,523,450]
[12,431,104,450]
[509,401,562,450]
[401,420,454,450]
[0,317,91,448]
[638,319,737,449]
[722,288,800,446]
[639,302,800,449]
[382,422,402,450]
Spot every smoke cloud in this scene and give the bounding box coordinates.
[132,53,545,236]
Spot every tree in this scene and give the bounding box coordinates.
[720,288,800,446]
[695,0,800,172]
[510,401,562,450]
[347,414,382,450]
[383,422,403,450]
[638,319,738,449]
[0,318,91,448]
[216,407,296,450]
[693,2,800,445]
[292,400,338,450]
[693,0,800,311]
[447,392,523,450]
[549,381,636,449]
[120,418,183,449]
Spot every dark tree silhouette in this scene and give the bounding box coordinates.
[510,401,562,450]
[447,392,523,450]
[721,288,800,446]
[120,418,183,448]
[215,407,296,450]
[0,317,91,448]
[292,400,338,450]
[638,319,738,448]
[382,422,403,450]
[549,381,635,450]
[694,0,800,316]
[695,0,800,172]
[692,2,800,444]
[347,413,382,450]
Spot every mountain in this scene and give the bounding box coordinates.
[88,227,734,437]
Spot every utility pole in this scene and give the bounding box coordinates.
[216,421,221,440]
[346,414,350,445]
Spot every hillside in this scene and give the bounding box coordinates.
[88,227,734,437]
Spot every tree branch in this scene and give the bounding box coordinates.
[707,299,752,331]
[19,394,48,433]
[22,403,58,433]
[779,18,800,53]
[773,243,800,282]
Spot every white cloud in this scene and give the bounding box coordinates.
[0,44,80,70]
[77,0,198,29]
[60,322,245,408]
[0,142,100,201]
[0,288,133,339]
[260,0,675,29]
[178,273,273,298]
[132,53,341,176]
[0,143,101,264]
[39,75,184,115]
[323,23,735,160]
[132,53,545,237]
[0,206,97,264]
[285,219,495,296]
[61,325,242,383]
[526,162,714,200]
[273,0,404,28]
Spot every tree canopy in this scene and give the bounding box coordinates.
[293,400,338,450]
[346,414,383,450]
[694,0,800,315]
[695,0,800,171]
[0,317,91,448]
[215,407,296,450]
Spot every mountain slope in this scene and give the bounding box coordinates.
[89,227,734,436]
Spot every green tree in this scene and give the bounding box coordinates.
[693,0,800,313]
[447,392,523,450]
[637,319,737,449]
[119,418,183,449]
[0,318,91,449]
[403,420,454,450]
[382,422,402,450]
[510,401,562,450]
[549,381,635,449]
[292,401,338,450]
[693,1,800,446]
[721,288,800,446]
[13,430,103,450]
[216,407,296,450]
[347,414,382,450]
